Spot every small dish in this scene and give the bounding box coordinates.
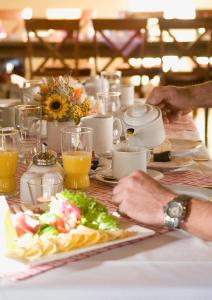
[170,138,202,156]
[95,169,164,185]
[148,156,194,170]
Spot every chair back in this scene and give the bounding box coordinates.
[24,18,81,78]
[92,18,147,75]
[0,9,24,35]
[158,18,212,83]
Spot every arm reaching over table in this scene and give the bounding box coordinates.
[112,171,212,241]
[146,81,212,122]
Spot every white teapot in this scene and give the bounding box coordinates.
[122,103,166,148]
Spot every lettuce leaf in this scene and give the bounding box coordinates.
[60,190,118,230]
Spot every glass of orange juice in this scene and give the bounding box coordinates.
[61,126,93,189]
[0,128,19,195]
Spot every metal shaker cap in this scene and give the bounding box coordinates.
[32,143,56,166]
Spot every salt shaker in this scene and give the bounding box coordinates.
[20,143,64,203]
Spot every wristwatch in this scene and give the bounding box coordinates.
[163,195,192,229]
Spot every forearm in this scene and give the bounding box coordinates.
[188,81,212,109]
[181,199,212,241]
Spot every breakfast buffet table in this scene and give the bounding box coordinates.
[0,115,212,300]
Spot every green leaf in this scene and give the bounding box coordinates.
[39,225,60,237]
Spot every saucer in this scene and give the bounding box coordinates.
[95,169,164,185]
[170,138,201,156]
[148,156,194,170]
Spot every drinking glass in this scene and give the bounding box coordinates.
[61,126,93,189]
[15,104,42,164]
[0,128,19,195]
[28,176,63,205]
[101,70,122,92]
[22,79,43,105]
[96,91,121,115]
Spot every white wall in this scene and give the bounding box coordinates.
[0,0,211,17]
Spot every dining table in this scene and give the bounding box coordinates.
[0,114,212,300]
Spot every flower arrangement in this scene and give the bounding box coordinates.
[37,76,90,124]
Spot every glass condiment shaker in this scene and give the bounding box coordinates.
[20,143,64,203]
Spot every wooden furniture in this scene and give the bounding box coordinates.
[92,18,160,77]
[129,11,164,19]
[158,17,212,144]
[159,18,212,84]
[196,9,212,18]
[24,18,91,79]
[0,9,24,35]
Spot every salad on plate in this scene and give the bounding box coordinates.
[0,191,135,262]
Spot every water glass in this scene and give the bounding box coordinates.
[22,79,43,105]
[0,128,19,195]
[96,91,121,115]
[61,126,93,189]
[15,104,42,164]
[101,70,122,92]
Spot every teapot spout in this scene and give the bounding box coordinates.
[126,128,135,137]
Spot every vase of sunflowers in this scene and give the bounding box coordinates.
[37,76,90,153]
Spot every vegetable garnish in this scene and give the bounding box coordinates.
[0,192,135,261]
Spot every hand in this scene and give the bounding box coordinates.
[112,171,175,227]
[146,86,194,122]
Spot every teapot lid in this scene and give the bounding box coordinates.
[33,143,57,166]
[123,104,160,127]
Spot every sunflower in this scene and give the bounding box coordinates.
[43,93,69,121]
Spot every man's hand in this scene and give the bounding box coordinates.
[146,86,195,122]
[112,171,175,227]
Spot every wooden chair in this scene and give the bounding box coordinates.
[92,18,159,77]
[158,18,212,144]
[0,9,24,35]
[24,18,91,79]
[129,11,164,19]
[195,10,212,18]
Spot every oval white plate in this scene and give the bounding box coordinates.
[95,168,164,185]
[170,138,202,156]
[148,156,194,170]
[165,184,212,201]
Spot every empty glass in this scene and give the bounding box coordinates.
[100,70,122,92]
[22,79,43,105]
[96,91,121,115]
[15,104,42,164]
[0,128,19,195]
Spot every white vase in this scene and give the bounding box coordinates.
[46,120,74,153]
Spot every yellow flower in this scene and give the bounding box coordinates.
[80,98,90,115]
[70,105,83,124]
[43,94,69,120]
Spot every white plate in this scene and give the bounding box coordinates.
[1,223,155,267]
[95,169,164,184]
[148,156,194,170]
[170,138,202,156]
[165,184,212,201]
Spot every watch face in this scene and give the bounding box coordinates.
[168,202,183,218]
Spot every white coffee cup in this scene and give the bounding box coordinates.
[112,143,150,180]
[80,114,122,156]
[120,85,134,107]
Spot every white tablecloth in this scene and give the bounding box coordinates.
[1,118,212,299]
[1,230,212,300]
